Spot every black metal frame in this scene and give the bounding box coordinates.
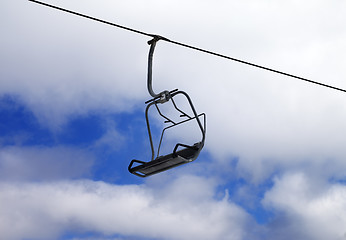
[128,90,206,177]
[128,36,206,177]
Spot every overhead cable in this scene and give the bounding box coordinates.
[28,0,346,94]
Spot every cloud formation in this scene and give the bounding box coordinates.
[1,0,346,239]
[263,172,346,240]
[0,177,257,240]
[0,146,94,181]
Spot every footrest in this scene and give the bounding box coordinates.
[128,143,202,177]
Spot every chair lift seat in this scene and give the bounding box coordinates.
[129,142,203,177]
[128,37,206,178]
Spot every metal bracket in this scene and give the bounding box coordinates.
[147,35,170,99]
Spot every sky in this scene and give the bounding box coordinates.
[1,0,346,239]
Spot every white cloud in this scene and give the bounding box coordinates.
[92,118,127,152]
[263,172,346,240]
[2,0,346,238]
[0,146,94,181]
[0,177,257,240]
[2,0,346,179]
[1,0,149,129]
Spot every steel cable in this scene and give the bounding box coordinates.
[28,0,346,93]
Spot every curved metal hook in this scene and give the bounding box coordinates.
[147,36,170,100]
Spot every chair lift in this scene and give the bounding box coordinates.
[128,36,206,177]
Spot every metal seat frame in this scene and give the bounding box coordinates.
[128,90,206,177]
[128,36,206,177]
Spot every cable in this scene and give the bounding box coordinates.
[28,0,346,94]
[28,0,154,38]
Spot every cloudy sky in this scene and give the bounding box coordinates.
[2,0,346,239]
